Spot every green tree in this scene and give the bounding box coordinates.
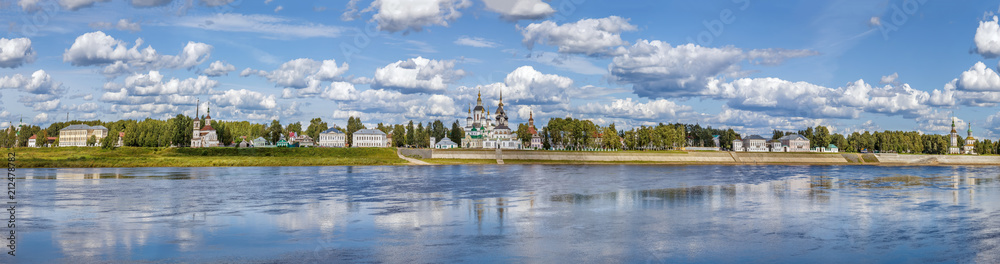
[405,121,415,147]
[101,128,119,149]
[346,116,365,146]
[431,120,446,143]
[450,121,464,146]
[87,135,97,147]
[305,118,328,140]
[268,119,283,144]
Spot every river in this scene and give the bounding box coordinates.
[11,165,1000,263]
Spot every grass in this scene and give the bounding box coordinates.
[6,147,406,168]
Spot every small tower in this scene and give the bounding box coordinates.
[192,99,201,147]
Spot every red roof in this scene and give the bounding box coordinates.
[200,124,215,131]
[119,132,125,137]
[28,134,36,139]
[527,127,537,135]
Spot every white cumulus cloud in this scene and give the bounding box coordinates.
[372,57,465,94]
[975,16,1000,58]
[0,38,36,68]
[519,16,636,56]
[63,31,213,78]
[482,0,554,21]
[201,60,236,76]
[366,0,472,33]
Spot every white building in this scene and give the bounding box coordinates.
[318,128,346,147]
[191,105,220,148]
[949,118,960,154]
[778,134,811,152]
[963,123,976,155]
[353,129,387,147]
[464,88,521,150]
[733,135,768,152]
[58,124,108,147]
[27,135,37,148]
[435,137,458,149]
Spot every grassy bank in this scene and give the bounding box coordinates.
[6,147,406,168]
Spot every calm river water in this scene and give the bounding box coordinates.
[10,165,1000,263]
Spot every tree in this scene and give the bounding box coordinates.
[813,126,830,148]
[450,121,464,146]
[305,118,328,140]
[405,121,415,147]
[35,130,47,147]
[87,135,97,147]
[101,128,119,149]
[286,122,303,137]
[416,122,426,148]
[516,123,531,146]
[431,120,446,142]
[393,124,407,147]
[268,120,283,144]
[602,124,620,150]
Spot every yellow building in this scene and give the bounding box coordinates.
[58,124,108,147]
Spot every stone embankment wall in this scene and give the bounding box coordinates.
[874,154,1000,165]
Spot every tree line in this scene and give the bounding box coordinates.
[4,116,999,155]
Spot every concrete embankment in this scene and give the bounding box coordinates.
[874,154,1000,165]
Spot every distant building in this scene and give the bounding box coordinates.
[733,135,767,152]
[295,135,315,147]
[949,118,961,154]
[59,124,108,147]
[27,135,37,147]
[769,139,782,152]
[778,134,810,152]
[252,137,268,148]
[964,123,977,155]
[116,132,124,147]
[742,135,768,152]
[353,129,387,147]
[318,127,346,147]
[276,138,289,147]
[435,137,458,149]
[528,111,542,149]
[191,105,220,148]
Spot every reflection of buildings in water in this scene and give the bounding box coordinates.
[275,197,352,235]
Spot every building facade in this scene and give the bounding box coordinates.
[778,134,811,152]
[964,124,976,155]
[733,135,767,152]
[318,128,346,147]
[463,89,521,149]
[191,105,220,148]
[528,111,542,149]
[949,119,961,154]
[59,124,108,147]
[353,129,387,147]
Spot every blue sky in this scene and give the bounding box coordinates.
[2,0,1000,137]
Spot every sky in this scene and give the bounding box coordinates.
[2,0,1000,137]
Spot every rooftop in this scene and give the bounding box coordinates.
[354,129,385,135]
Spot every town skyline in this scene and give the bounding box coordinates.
[3,1,1000,137]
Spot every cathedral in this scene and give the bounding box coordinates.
[191,102,220,148]
[949,118,977,155]
[463,88,521,149]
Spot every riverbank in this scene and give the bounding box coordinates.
[8,147,407,168]
[7,147,1000,168]
[404,149,1000,166]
